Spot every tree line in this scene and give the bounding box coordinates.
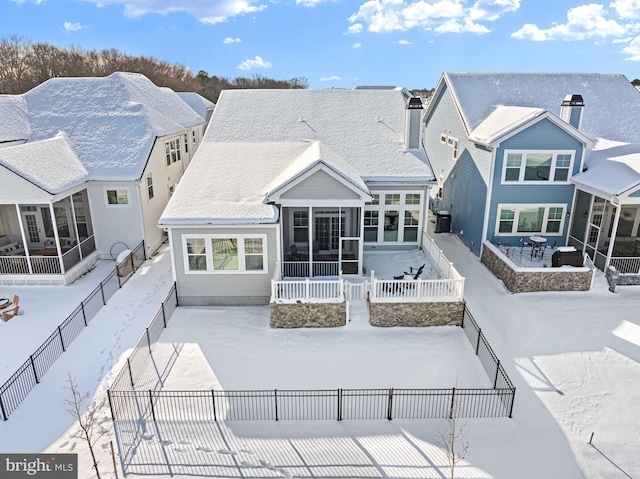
[0,35,308,102]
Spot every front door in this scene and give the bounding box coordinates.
[340,238,360,275]
[20,207,44,244]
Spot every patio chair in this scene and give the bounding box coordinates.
[404,263,425,280]
[1,295,20,321]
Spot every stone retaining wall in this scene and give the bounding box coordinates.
[369,301,465,327]
[481,242,592,293]
[270,302,346,328]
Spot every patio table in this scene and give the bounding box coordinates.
[529,236,548,259]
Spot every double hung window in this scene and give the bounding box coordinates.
[496,204,566,235]
[502,150,574,183]
[364,192,422,243]
[183,234,267,273]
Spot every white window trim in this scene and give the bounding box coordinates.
[146,173,154,201]
[165,137,182,166]
[501,149,575,184]
[104,187,131,207]
[364,191,423,243]
[495,203,567,236]
[182,233,268,274]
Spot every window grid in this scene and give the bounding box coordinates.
[503,150,575,183]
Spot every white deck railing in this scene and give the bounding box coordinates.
[421,230,463,281]
[610,256,640,274]
[369,271,464,303]
[271,278,345,304]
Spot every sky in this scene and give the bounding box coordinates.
[2,0,640,91]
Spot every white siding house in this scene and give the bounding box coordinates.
[0,72,207,284]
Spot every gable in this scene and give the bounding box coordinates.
[280,170,362,201]
[0,165,53,202]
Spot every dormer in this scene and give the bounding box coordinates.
[405,96,423,149]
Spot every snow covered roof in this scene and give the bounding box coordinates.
[572,140,640,198]
[0,95,30,143]
[176,92,215,119]
[0,72,205,186]
[161,89,434,225]
[443,72,640,143]
[0,133,88,194]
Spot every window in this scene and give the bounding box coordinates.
[186,238,207,271]
[406,194,420,205]
[440,132,447,144]
[365,192,422,243]
[292,210,308,242]
[146,174,154,200]
[182,234,267,273]
[106,189,129,206]
[165,138,182,166]
[385,194,400,205]
[192,130,198,146]
[184,134,189,154]
[364,210,379,242]
[404,210,419,241]
[496,204,566,235]
[502,150,574,183]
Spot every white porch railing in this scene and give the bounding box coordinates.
[369,271,464,303]
[283,261,309,278]
[610,256,640,274]
[421,230,463,281]
[271,278,345,304]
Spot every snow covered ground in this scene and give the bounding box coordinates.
[0,225,639,478]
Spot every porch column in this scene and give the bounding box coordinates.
[580,195,595,255]
[69,194,83,260]
[15,204,33,274]
[49,203,65,273]
[308,206,313,278]
[359,206,365,275]
[605,202,621,270]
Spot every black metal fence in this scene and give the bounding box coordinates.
[461,306,515,415]
[0,241,146,421]
[108,283,179,392]
[107,300,516,421]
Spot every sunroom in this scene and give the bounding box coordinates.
[0,189,98,284]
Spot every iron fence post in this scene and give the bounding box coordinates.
[509,387,516,418]
[146,328,152,354]
[107,389,116,421]
[0,393,8,421]
[211,390,217,421]
[127,358,134,387]
[174,282,179,307]
[475,328,482,355]
[148,390,156,421]
[274,389,278,421]
[142,240,147,261]
[58,325,65,352]
[80,301,87,326]
[161,303,167,328]
[30,355,39,384]
[494,360,501,388]
[117,267,122,288]
[449,387,456,419]
[100,282,106,305]
[337,388,342,421]
[387,388,394,421]
[129,252,135,274]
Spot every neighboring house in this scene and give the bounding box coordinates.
[423,72,640,271]
[0,72,206,285]
[160,88,436,305]
[176,92,215,133]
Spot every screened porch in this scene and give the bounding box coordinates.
[0,189,97,279]
[281,206,362,277]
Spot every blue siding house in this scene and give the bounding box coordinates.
[421,73,640,258]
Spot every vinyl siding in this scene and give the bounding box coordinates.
[172,225,277,305]
[487,119,585,245]
[280,170,361,200]
[423,84,491,254]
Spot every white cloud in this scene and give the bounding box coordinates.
[347,23,364,34]
[611,0,640,20]
[9,0,45,4]
[296,0,329,5]
[352,42,363,48]
[511,4,630,41]
[320,75,342,81]
[223,37,241,43]
[395,39,411,43]
[348,0,518,34]
[621,34,640,59]
[63,21,84,33]
[237,55,272,70]
[81,0,268,24]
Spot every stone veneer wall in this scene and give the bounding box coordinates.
[481,242,593,293]
[270,302,346,328]
[369,301,465,327]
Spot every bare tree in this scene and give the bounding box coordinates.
[63,373,104,479]
[439,402,470,479]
